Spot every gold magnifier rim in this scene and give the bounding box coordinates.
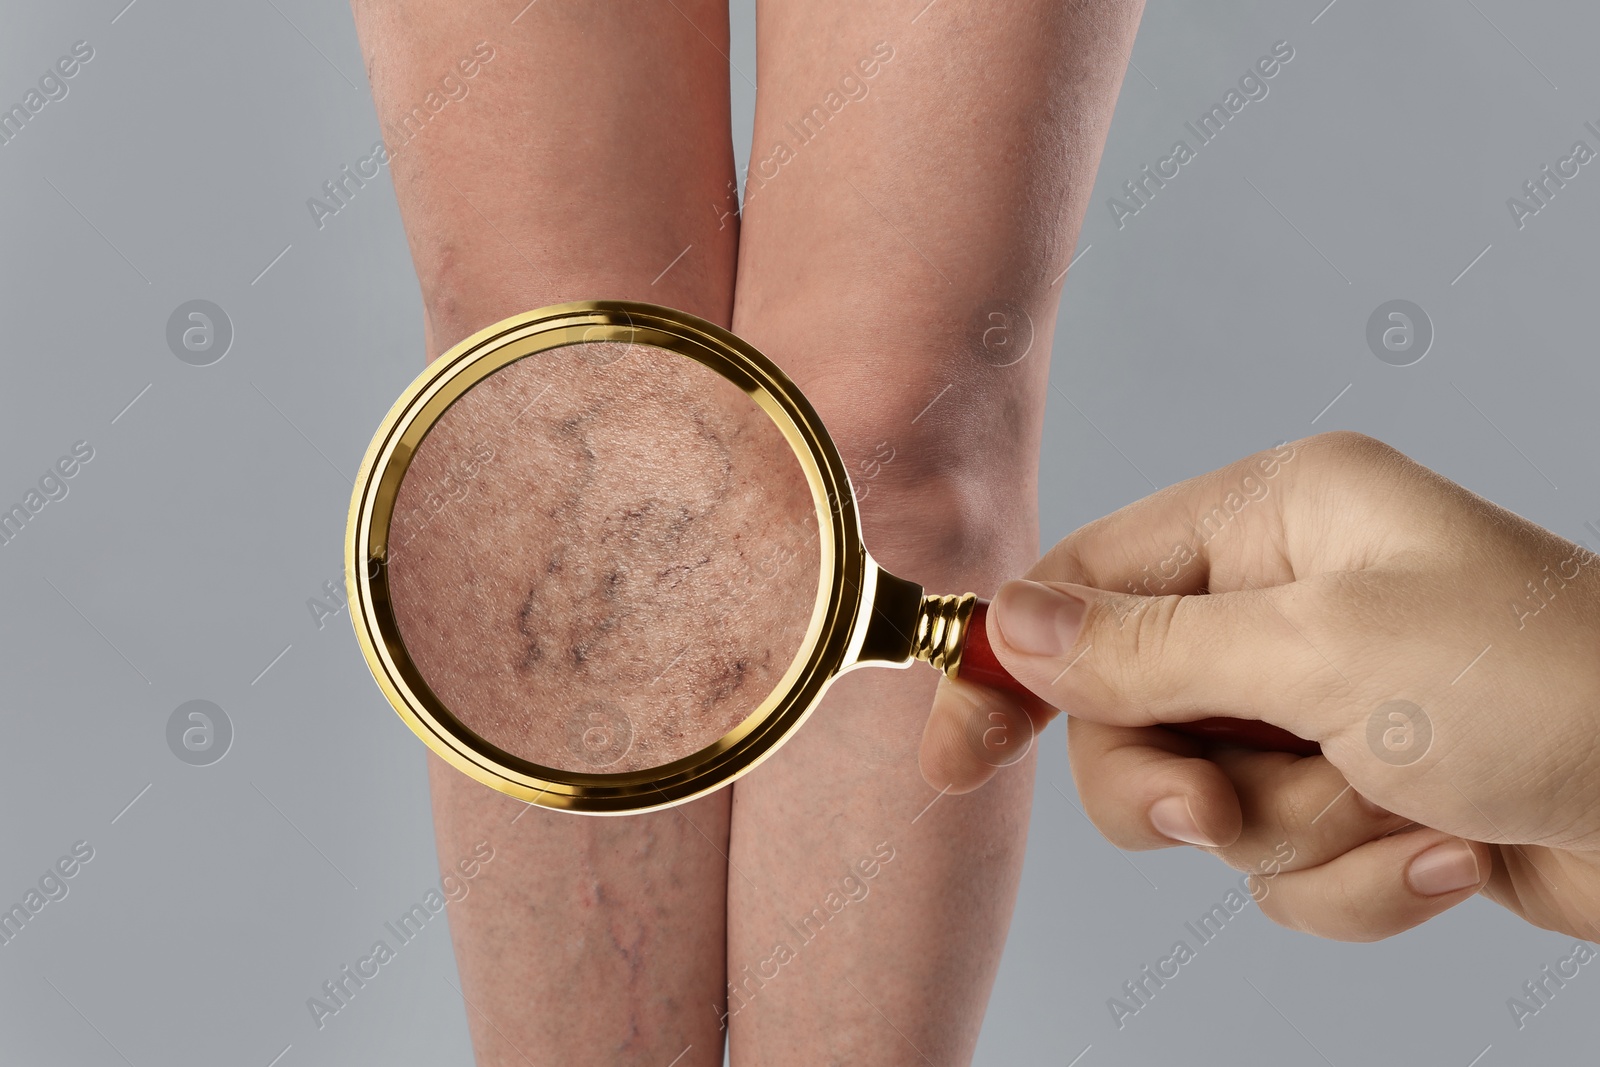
[346,300,867,814]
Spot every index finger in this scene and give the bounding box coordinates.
[1032,439,1301,597]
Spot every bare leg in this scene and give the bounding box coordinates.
[726,3,1145,1063]
[349,2,745,1062]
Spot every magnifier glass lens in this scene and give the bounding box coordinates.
[385,341,823,775]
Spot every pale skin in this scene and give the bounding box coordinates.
[349,0,1143,1062]
[922,431,1600,944]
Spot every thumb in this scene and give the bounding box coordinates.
[985,579,1328,739]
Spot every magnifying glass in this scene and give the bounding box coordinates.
[346,301,1315,815]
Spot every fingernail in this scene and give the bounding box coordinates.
[994,580,1085,657]
[1149,795,1218,847]
[1407,840,1480,896]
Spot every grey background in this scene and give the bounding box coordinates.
[2,0,1597,1064]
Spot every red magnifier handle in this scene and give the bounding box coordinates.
[955,598,1320,757]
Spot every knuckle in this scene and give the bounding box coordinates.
[1107,595,1183,709]
[1300,429,1393,468]
[1296,431,1415,504]
[1033,537,1091,585]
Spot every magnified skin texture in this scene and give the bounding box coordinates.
[387,343,820,773]
[350,0,1144,1062]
